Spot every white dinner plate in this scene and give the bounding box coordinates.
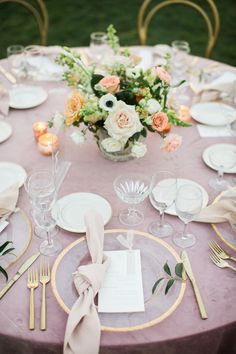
[190,102,236,126]
[9,85,48,109]
[55,192,112,233]
[0,162,27,193]
[202,143,236,173]
[149,178,209,216]
[0,121,12,143]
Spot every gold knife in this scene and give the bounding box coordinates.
[0,253,40,299]
[181,250,208,320]
[0,65,17,84]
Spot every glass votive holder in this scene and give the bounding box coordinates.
[38,133,59,156]
[33,121,48,141]
[178,105,191,121]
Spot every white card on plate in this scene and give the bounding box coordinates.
[98,250,145,313]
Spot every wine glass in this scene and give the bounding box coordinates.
[7,44,25,80]
[208,149,236,191]
[149,171,176,237]
[89,32,108,63]
[24,45,43,80]
[173,184,203,248]
[33,201,61,256]
[113,173,151,226]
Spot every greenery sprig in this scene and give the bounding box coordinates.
[152,261,184,295]
[0,241,15,281]
[106,24,120,54]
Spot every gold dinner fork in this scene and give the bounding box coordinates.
[39,259,51,331]
[209,241,236,262]
[209,251,236,272]
[27,268,38,330]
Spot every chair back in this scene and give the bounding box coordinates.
[0,0,49,45]
[137,0,220,57]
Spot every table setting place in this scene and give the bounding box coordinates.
[0,25,236,354]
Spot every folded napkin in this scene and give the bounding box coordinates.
[195,199,236,224]
[135,48,154,70]
[0,183,19,217]
[0,85,9,117]
[64,211,110,354]
[191,71,236,95]
[197,124,232,137]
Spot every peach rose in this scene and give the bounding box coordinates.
[65,91,84,126]
[151,66,171,84]
[151,112,169,132]
[160,133,182,153]
[99,75,120,93]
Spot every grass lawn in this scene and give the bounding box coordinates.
[0,0,235,66]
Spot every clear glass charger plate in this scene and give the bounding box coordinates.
[211,187,236,251]
[0,209,32,269]
[51,229,186,332]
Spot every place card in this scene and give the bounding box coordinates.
[98,249,145,313]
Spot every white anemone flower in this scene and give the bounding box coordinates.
[126,68,140,79]
[99,93,117,112]
[147,98,161,114]
[70,131,86,145]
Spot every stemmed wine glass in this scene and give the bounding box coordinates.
[113,173,152,226]
[173,184,203,248]
[208,149,236,191]
[149,171,176,237]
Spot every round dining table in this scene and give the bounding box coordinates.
[0,47,235,354]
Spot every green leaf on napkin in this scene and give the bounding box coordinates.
[0,241,15,282]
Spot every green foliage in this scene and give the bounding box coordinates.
[152,261,184,296]
[107,24,120,54]
[0,241,15,282]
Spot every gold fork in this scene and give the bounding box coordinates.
[27,268,38,330]
[209,241,236,262]
[209,251,236,272]
[39,259,51,331]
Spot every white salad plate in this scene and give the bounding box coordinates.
[149,178,209,216]
[190,102,236,126]
[0,162,27,193]
[55,192,112,233]
[9,85,48,109]
[0,121,12,143]
[202,143,236,173]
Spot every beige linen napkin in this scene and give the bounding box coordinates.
[0,183,19,217]
[64,211,110,354]
[195,199,236,224]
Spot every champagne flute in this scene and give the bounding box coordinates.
[173,184,203,248]
[149,171,176,237]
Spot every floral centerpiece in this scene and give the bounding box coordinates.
[51,25,190,161]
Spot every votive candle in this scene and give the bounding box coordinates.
[37,133,59,156]
[178,105,191,121]
[33,121,48,141]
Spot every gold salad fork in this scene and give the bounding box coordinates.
[209,251,236,272]
[209,241,236,262]
[27,268,38,330]
[39,259,51,331]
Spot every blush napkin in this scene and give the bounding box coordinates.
[195,199,236,224]
[63,211,110,354]
[0,183,19,217]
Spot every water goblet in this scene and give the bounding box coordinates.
[149,171,176,238]
[89,32,108,63]
[24,45,43,80]
[7,44,25,79]
[173,184,203,248]
[113,173,151,226]
[208,149,236,191]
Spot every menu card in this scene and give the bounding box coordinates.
[98,250,145,313]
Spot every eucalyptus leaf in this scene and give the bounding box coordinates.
[175,262,184,278]
[152,278,164,294]
[0,266,8,282]
[2,248,15,256]
[164,262,172,276]
[165,279,175,295]
[0,241,12,254]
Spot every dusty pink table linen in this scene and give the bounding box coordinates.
[64,211,110,354]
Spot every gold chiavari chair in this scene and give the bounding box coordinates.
[137,0,220,57]
[0,0,49,45]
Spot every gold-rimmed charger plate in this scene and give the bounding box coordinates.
[0,209,32,269]
[51,229,186,332]
[211,187,236,251]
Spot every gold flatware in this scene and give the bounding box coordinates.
[0,253,40,299]
[27,268,39,330]
[0,65,16,84]
[181,251,208,320]
[39,259,50,331]
[209,241,236,262]
[209,251,236,272]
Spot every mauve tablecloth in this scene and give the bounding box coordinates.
[0,51,235,354]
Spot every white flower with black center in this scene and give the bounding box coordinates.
[99,93,117,112]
